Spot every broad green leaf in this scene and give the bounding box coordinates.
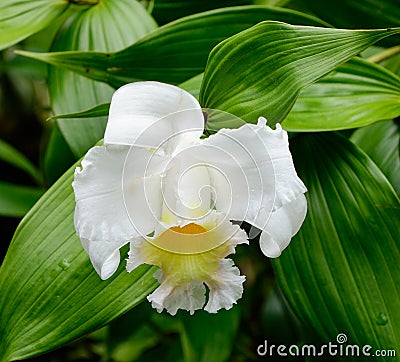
[49,0,157,157]
[0,164,157,361]
[180,308,241,362]
[145,0,250,25]
[273,133,400,351]
[282,58,400,131]
[303,0,400,47]
[0,182,44,217]
[0,0,70,50]
[17,6,329,88]
[351,120,400,196]
[0,139,42,184]
[47,103,110,121]
[200,22,400,128]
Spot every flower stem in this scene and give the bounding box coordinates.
[367,45,400,64]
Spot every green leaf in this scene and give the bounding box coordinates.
[48,102,110,121]
[282,58,400,131]
[272,133,400,350]
[0,182,44,218]
[303,0,400,47]
[49,0,157,157]
[351,120,400,196]
[180,308,241,362]
[147,0,250,25]
[200,22,400,128]
[0,0,70,50]
[17,6,329,88]
[0,139,42,184]
[0,164,157,361]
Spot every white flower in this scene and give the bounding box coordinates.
[72,81,307,315]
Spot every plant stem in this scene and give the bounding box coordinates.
[367,45,400,64]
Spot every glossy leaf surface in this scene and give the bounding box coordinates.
[17,6,329,88]
[273,133,400,353]
[0,0,70,50]
[200,22,400,127]
[283,58,400,131]
[351,120,400,196]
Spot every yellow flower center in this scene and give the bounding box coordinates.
[150,222,223,254]
[139,221,233,284]
[170,223,207,235]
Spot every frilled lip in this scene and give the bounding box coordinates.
[127,211,249,315]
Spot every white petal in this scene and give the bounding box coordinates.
[82,238,126,280]
[160,149,213,224]
[205,259,245,313]
[263,123,307,210]
[199,123,275,223]
[73,145,136,242]
[199,121,307,232]
[147,271,206,315]
[122,146,168,236]
[73,145,165,242]
[126,236,153,272]
[260,193,307,258]
[104,82,204,148]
